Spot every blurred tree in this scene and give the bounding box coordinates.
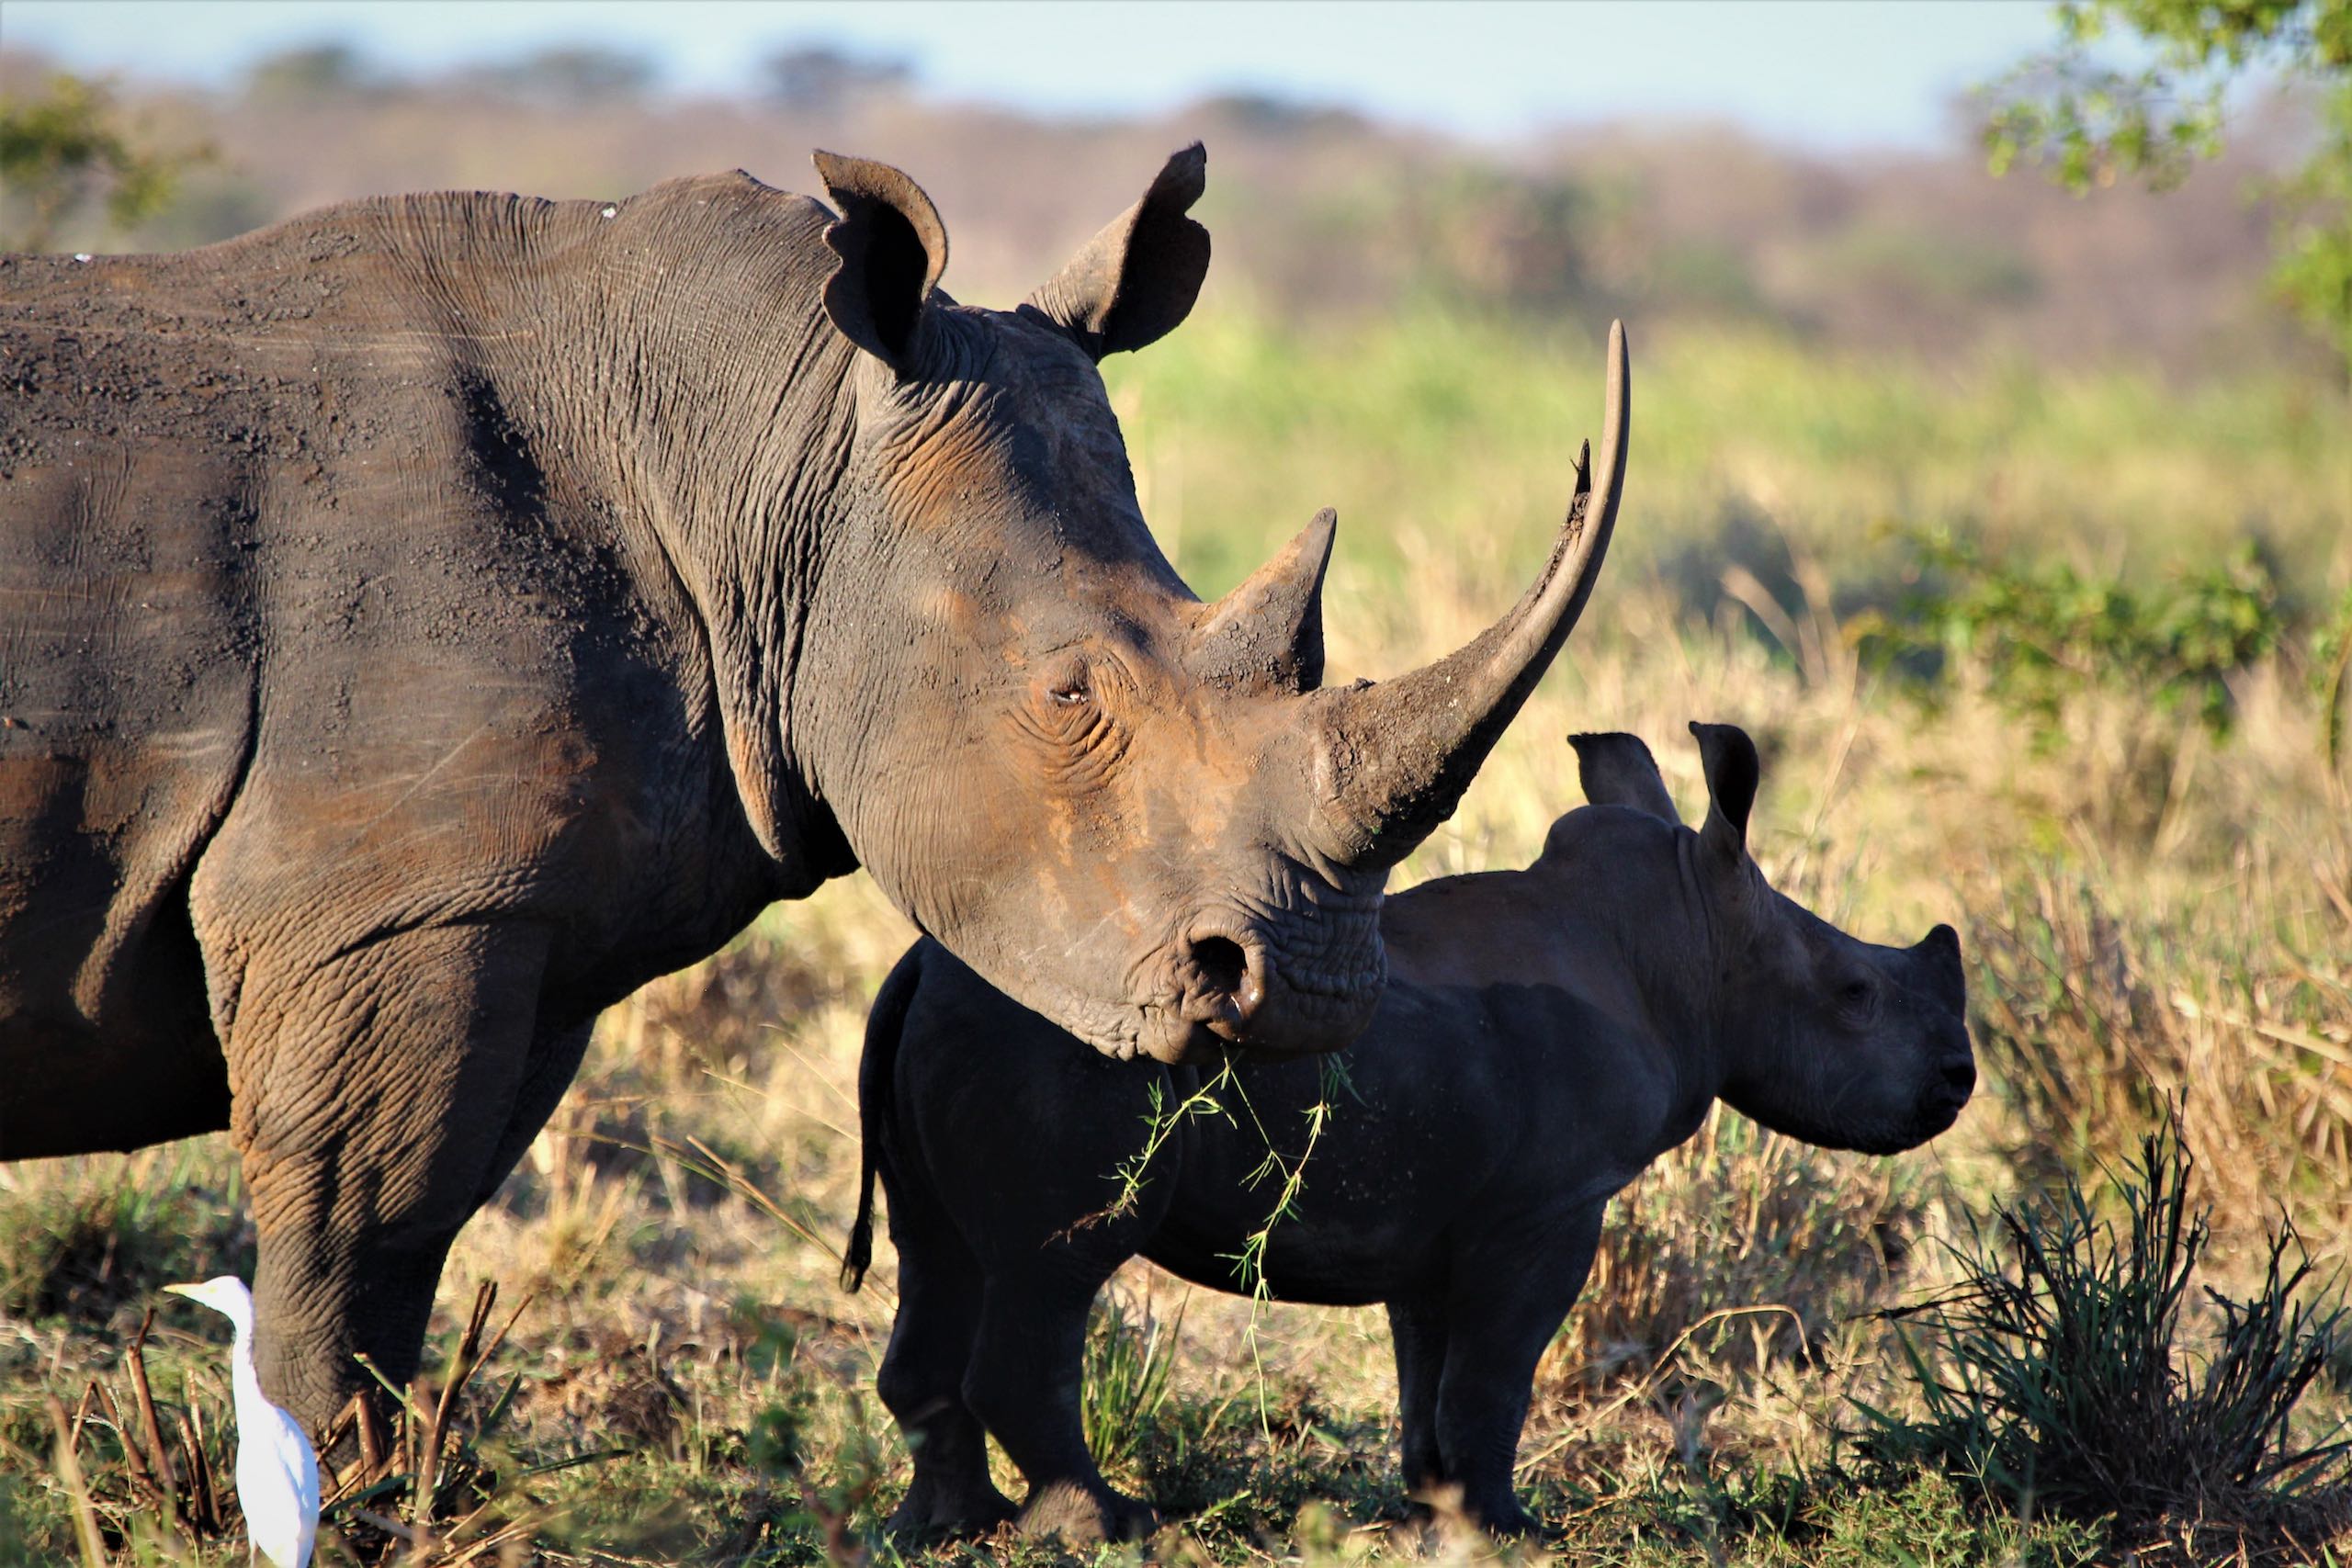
[458,46,655,107]
[1196,92,1366,138]
[2268,80,2352,369]
[1346,164,1621,318]
[0,72,203,252]
[243,42,379,105]
[1983,1,2352,374]
[759,45,912,114]
[1425,166,1598,310]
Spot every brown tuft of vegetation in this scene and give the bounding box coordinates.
[1544,1110,1927,1397]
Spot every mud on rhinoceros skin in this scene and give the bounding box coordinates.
[843,723,1975,1541]
[0,143,1628,1438]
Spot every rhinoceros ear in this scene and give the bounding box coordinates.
[814,150,949,374]
[1568,733,1681,824]
[1690,721,1758,869]
[1023,143,1210,361]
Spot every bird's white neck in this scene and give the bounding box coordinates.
[223,1314,269,1407]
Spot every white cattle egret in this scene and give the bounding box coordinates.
[165,1277,320,1568]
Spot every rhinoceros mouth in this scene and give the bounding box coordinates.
[1807,1075,1973,1156]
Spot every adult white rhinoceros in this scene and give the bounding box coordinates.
[0,144,1629,1430]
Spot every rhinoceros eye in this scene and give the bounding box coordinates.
[1018,651,1127,781]
[1836,976,1877,1020]
[1035,651,1095,711]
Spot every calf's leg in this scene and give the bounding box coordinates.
[875,1225,1017,1539]
[1386,1296,1450,1506]
[1434,1205,1604,1536]
[964,1270,1157,1542]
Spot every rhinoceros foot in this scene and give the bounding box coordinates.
[885,1478,1017,1543]
[1016,1478,1160,1543]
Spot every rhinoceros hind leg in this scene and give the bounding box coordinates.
[876,1229,1016,1539]
[220,920,553,1438]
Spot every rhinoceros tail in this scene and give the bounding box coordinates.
[842,942,925,1292]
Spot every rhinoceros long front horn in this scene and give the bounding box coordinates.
[1311,321,1630,867]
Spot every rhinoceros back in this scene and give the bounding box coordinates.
[0,180,825,1156]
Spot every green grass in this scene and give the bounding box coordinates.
[1102,310,2352,618]
[0,1145,250,1325]
[5,307,2349,1565]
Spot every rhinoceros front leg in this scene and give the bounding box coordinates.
[1433,1203,1604,1537]
[216,920,553,1436]
[1385,1296,1450,1506]
[964,1273,1159,1543]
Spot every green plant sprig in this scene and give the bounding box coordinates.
[1215,1059,1351,1435]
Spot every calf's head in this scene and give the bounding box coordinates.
[1565,725,1973,1152]
[803,147,1631,1064]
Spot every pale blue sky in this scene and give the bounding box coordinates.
[3,1,2078,151]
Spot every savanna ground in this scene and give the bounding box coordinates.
[3,301,2347,1567]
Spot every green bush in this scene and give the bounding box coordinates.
[1859,1116,2352,1552]
[1860,529,2286,737]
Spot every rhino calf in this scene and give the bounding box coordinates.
[842,722,1974,1540]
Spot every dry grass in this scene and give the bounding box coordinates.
[2,303,2348,1564]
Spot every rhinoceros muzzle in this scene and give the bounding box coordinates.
[1136,905,1387,1064]
[1150,324,1631,1063]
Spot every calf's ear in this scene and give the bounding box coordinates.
[1568,733,1681,824]
[815,150,949,374]
[1025,143,1211,360]
[1690,721,1758,869]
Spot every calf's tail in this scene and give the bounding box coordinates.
[842,943,924,1292]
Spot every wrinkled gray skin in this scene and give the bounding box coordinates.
[0,144,1632,1435]
[844,723,1974,1540]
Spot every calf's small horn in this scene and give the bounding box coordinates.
[1310,321,1630,866]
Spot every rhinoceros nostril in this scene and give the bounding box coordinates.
[1191,936,1253,1010]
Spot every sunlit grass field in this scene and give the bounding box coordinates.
[5,311,2348,1566]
